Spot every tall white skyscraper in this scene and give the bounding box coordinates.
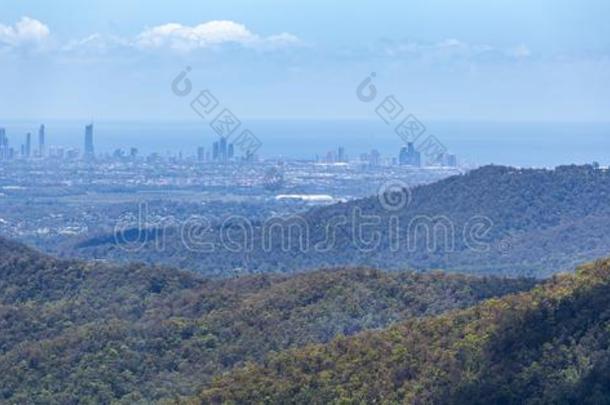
[0,128,8,160]
[38,124,45,157]
[84,123,94,159]
[25,132,31,158]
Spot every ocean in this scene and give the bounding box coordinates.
[1,119,609,168]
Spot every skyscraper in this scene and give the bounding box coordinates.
[25,132,31,158]
[399,142,421,167]
[212,141,219,161]
[219,136,227,161]
[38,124,45,157]
[197,147,205,162]
[367,149,380,166]
[84,123,95,159]
[337,146,346,162]
[0,128,8,160]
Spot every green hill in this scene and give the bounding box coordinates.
[0,237,535,403]
[72,164,610,277]
[195,258,610,404]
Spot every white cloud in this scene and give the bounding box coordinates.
[1,18,300,57]
[62,33,131,54]
[374,38,531,62]
[0,17,50,48]
[135,20,300,52]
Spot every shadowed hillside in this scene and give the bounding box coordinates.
[195,258,610,404]
[73,164,610,277]
[0,237,535,403]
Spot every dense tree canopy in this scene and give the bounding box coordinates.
[196,258,610,404]
[0,237,535,403]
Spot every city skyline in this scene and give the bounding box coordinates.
[0,121,457,167]
[1,119,609,167]
[1,3,610,404]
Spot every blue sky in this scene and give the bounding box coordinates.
[1,0,609,121]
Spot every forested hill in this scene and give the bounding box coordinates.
[195,257,610,404]
[0,236,200,306]
[74,164,610,277]
[0,237,536,403]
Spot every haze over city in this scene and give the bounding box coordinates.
[2,1,610,404]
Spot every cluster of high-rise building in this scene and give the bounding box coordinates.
[398,142,457,168]
[318,146,349,163]
[196,136,255,163]
[17,125,46,159]
[111,147,139,160]
[212,136,234,162]
[0,123,95,161]
[0,124,459,168]
[360,149,381,166]
[399,143,422,167]
[314,144,457,168]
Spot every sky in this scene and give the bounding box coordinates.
[1,0,609,122]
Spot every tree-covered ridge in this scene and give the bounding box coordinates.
[73,164,610,277]
[195,258,610,404]
[0,237,536,403]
